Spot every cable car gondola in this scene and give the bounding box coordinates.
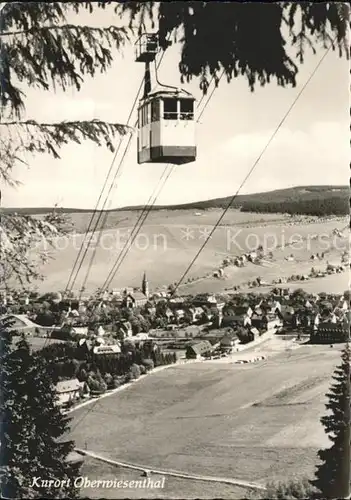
[135,33,197,165]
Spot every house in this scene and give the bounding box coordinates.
[199,329,228,345]
[145,306,156,317]
[175,308,185,319]
[214,300,225,312]
[193,294,209,306]
[66,308,80,318]
[277,306,296,328]
[250,327,260,339]
[258,299,273,313]
[165,308,175,321]
[313,313,321,331]
[213,268,224,278]
[220,332,239,349]
[60,325,88,337]
[311,322,350,344]
[193,294,218,307]
[118,321,132,339]
[189,307,204,323]
[323,313,338,324]
[56,379,83,407]
[340,300,349,311]
[169,297,185,307]
[268,300,281,314]
[236,304,253,318]
[93,344,122,355]
[94,325,106,337]
[250,310,268,330]
[266,313,282,331]
[202,308,213,322]
[247,251,257,262]
[18,295,30,306]
[133,332,150,341]
[222,314,251,327]
[124,292,148,309]
[186,340,212,359]
[221,305,252,327]
[276,288,291,297]
[110,295,124,306]
[1,314,40,335]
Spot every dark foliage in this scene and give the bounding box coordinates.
[118,2,349,93]
[36,339,176,385]
[0,321,81,498]
[0,2,131,288]
[241,196,349,216]
[311,343,351,498]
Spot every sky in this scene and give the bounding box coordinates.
[2,6,350,209]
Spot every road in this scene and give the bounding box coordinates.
[76,448,267,492]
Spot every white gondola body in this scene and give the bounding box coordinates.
[135,33,197,165]
[137,91,197,165]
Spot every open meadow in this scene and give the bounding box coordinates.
[70,341,342,498]
[244,271,349,296]
[80,456,249,499]
[32,209,348,294]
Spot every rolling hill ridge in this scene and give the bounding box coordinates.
[2,185,349,215]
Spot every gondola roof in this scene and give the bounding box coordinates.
[140,84,195,103]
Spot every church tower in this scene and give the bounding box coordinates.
[142,272,149,298]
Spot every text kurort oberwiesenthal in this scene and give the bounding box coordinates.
[30,476,166,489]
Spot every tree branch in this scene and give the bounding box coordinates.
[0,22,130,118]
[0,211,69,286]
[0,23,134,38]
[118,2,349,93]
[0,120,133,185]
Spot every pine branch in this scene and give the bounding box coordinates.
[0,21,131,118]
[0,2,108,33]
[119,2,349,93]
[0,23,133,38]
[0,135,24,187]
[0,212,69,286]
[0,120,132,184]
[1,119,132,154]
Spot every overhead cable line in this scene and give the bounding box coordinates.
[99,164,175,294]
[65,43,169,296]
[77,130,136,301]
[64,104,139,296]
[98,72,223,294]
[171,43,334,296]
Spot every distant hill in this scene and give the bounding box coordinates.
[140,185,350,211]
[1,207,93,215]
[2,185,349,215]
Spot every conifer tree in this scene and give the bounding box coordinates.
[119,2,349,92]
[0,2,130,288]
[311,343,351,499]
[0,325,81,499]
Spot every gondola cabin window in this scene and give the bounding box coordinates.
[163,98,178,120]
[139,104,151,126]
[180,99,194,120]
[151,100,160,122]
